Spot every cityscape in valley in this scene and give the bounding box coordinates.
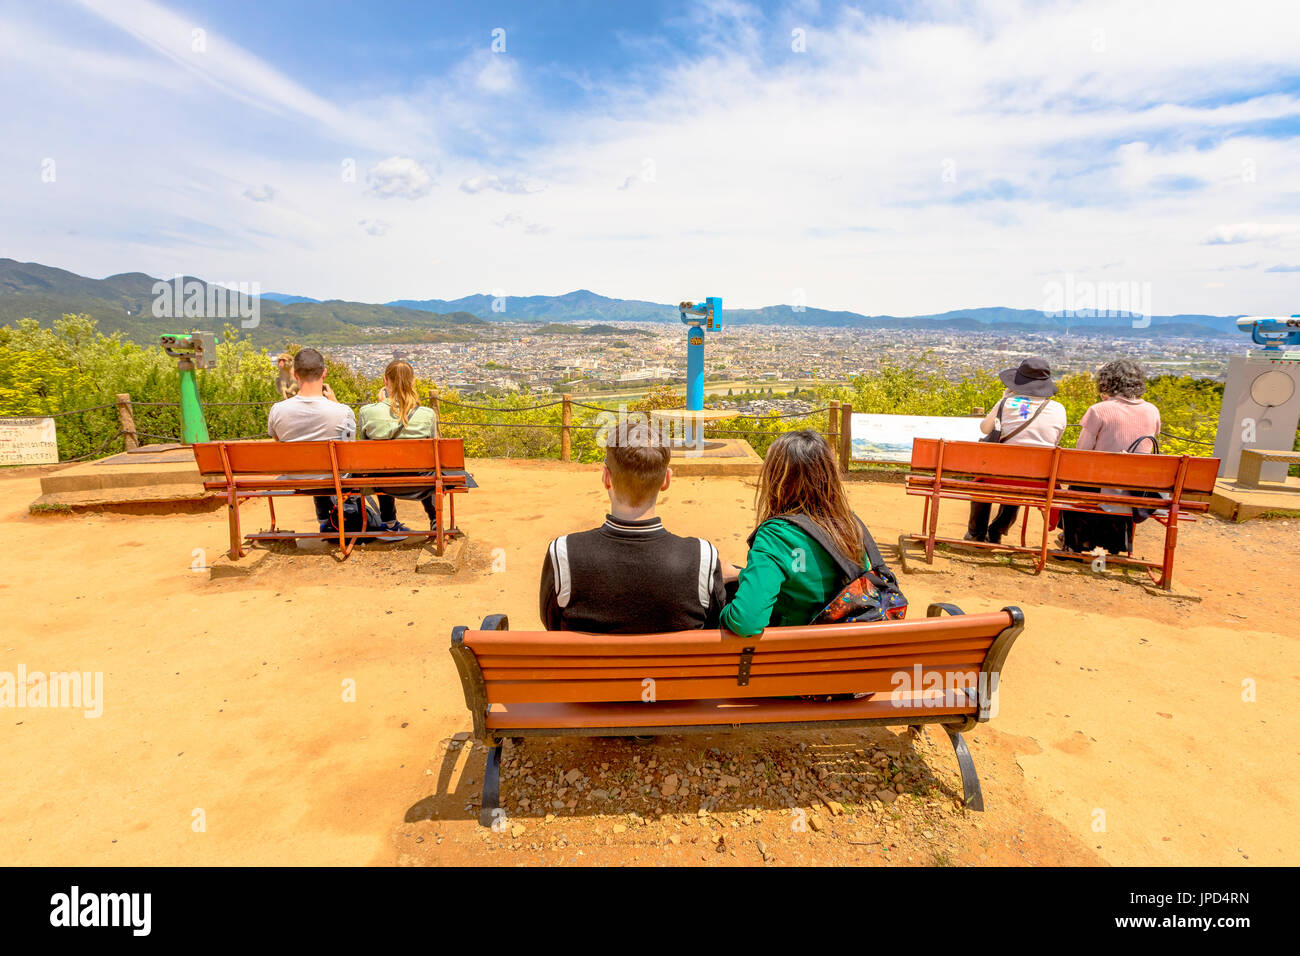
[329,321,1245,400]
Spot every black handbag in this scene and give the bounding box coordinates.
[1126,436,1166,523]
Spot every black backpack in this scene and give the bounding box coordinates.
[326,494,385,538]
[749,513,908,624]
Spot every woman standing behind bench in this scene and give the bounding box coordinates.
[358,360,440,535]
[1059,359,1161,555]
[720,430,871,638]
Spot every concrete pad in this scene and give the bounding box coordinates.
[207,547,273,580]
[35,445,210,511]
[42,446,200,492]
[1210,477,1300,522]
[1141,581,1202,602]
[668,438,762,477]
[30,484,223,514]
[415,534,470,575]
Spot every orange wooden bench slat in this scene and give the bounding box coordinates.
[462,611,1011,658]
[193,437,463,475]
[480,650,986,681]
[481,667,981,704]
[485,694,977,730]
[902,478,1211,514]
[473,637,996,670]
[908,439,1218,493]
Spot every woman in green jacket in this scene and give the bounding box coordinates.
[358,359,439,534]
[720,430,867,637]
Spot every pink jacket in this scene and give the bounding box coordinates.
[1076,397,1161,453]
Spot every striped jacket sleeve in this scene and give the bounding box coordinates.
[538,536,570,631]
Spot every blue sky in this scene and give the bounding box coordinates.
[2,0,1299,315]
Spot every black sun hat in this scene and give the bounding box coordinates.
[998,356,1058,397]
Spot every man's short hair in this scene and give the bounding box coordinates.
[293,348,326,382]
[605,421,671,506]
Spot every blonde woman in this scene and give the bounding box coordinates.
[358,360,439,534]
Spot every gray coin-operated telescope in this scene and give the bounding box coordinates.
[159,331,217,443]
[1213,316,1300,480]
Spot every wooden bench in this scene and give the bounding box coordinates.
[1237,448,1300,488]
[450,604,1024,825]
[193,438,474,559]
[901,438,1219,589]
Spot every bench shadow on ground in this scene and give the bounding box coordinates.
[403,726,964,826]
[900,538,1159,591]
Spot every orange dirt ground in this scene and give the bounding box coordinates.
[1,459,1296,867]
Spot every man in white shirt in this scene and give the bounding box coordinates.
[267,348,356,530]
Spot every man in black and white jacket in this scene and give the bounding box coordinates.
[539,421,728,633]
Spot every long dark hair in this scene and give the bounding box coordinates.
[755,430,864,564]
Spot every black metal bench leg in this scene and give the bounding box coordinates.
[944,726,985,811]
[478,740,503,828]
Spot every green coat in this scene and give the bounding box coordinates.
[358,402,437,440]
[720,520,847,637]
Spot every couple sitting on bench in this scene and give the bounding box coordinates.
[967,356,1165,555]
[266,347,439,540]
[541,421,886,639]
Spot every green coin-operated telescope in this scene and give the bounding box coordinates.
[159,331,217,444]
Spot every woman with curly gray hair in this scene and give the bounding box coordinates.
[1059,359,1162,554]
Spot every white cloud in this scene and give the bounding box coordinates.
[493,212,551,235]
[70,0,381,146]
[472,53,517,94]
[460,174,545,194]
[359,219,390,237]
[365,157,434,200]
[242,184,275,203]
[1203,223,1300,245]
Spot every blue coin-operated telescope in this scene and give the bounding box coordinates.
[678,297,722,411]
[1237,315,1300,357]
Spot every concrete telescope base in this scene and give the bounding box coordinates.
[666,438,762,477]
[29,444,218,513]
[1209,476,1300,522]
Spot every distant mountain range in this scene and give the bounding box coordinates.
[383,289,1243,338]
[0,259,482,346]
[2,258,1245,344]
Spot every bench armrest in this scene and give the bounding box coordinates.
[926,603,966,617]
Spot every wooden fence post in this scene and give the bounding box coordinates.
[116,392,138,450]
[561,393,573,462]
[827,400,840,452]
[839,402,853,473]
